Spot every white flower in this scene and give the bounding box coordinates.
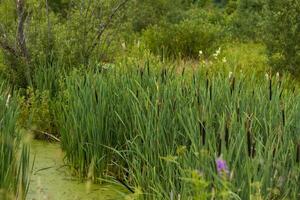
[5,94,11,107]
[121,42,126,49]
[199,50,203,55]
[276,72,280,79]
[222,57,227,63]
[213,47,221,59]
[228,72,233,79]
[265,73,269,80]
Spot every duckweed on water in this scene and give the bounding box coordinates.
[27,140,126,200]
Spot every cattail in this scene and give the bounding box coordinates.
[281,102,285,127]
[209,84,212,101]
[230,77,235,96]
[225,119,230,149]
[206,74,209,92]
[95,91,98,104]
[172,98,176,112]
[296,143,300,163]
[181,67,185,77]
[197,91,200,105]
[199,121,206,145]
[140,68,144,80]
[269,77,272,101]
[192,73,196,86]
[161,68,165,83]
[237,106,240,122]
[83,75,87,85]
[272,147,277,158]
[217,136,222,157]
[246,115,255,158]
[164,68,167,78]
[146,61,150,75]
[292,86,296,94]
[279,89,283,99]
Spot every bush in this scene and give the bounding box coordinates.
[264,0,300,75]
[0,0,128,88]
[142,18,221,58]
[228,0,266,40]
[18,87,53,137]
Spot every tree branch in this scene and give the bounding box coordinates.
[16,0,29,59]
[87,0,130,55]
[0,40,18,57]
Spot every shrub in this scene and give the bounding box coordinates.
[264,0,300,75]
[142,18,221,58]
[18,87,54,138]
[228,0,266,40]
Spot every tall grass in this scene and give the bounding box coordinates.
[0,83,30,200]
[56,62,300,199]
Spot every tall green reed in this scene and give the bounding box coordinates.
[0,83,30,200]
[56,63,300,199]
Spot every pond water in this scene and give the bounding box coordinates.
[27,141,126,200]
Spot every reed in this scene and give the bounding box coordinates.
[56,63,300,199]
[0,83,30,200]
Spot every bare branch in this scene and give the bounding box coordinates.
[87,0,130,55]
[0,39,19,57]
[0,0,29,60]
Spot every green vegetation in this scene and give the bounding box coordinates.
[0,83,30,200]
[0,0,300,199]
[55,60,300,199]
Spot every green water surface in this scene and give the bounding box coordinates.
[27,141,126,200]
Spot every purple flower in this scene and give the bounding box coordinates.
[216,157,229,175]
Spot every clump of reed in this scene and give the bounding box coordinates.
[56,62,300,199]
[0,83,30,200]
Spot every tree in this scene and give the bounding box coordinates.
[264,0,300,75]
[0,0,31,87]
[0,0,130,87]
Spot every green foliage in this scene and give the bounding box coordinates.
[0,83,30,200]
[264,0,300,75]
[228,0,266,40]
[0,0,129,88]
[48,0,71,13]
[220,42,268,73]
[18,87,53,137]
[56,60,300,199]
[142,17,222,58]
[126,0,191,32]
[1,0,300,199]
